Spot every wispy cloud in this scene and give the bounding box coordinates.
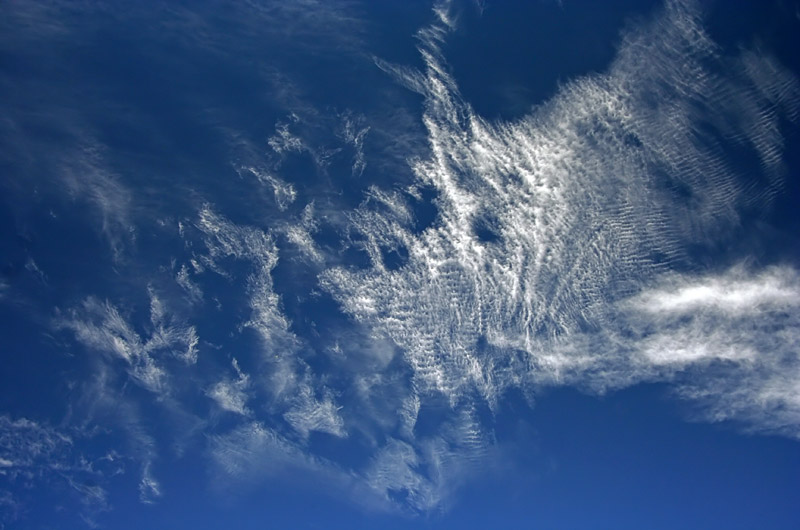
[56,291,199,395]
[338,111,371,177]
[238,166,298,212]
[138,462,162,504]
[626,265,800,317]
[316,0,800,506]
[0,5,136,259]
[72,363,165,508]
[268,115,306,156]
[4,0,799,520]
[283,384,346,439]
[0,416,73,474]
[620,266,800,438]
[208,420,391,512]
[0,415,112,525]
[208,359,252,416]
[58,143,135,260]
[175,263,204,305]
[193,206,348,440]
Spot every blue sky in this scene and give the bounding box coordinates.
[1,0,799,528]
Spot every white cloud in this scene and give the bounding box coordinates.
[44,0,794,515]
[147,289,199,365]
[316,0,800,504]
[58,298,168,393]
[59,143,135,260]
[87,367,165,501]
[194,206,349,441]
[617,266,800,438]
[57,290,200,394]
[268,116,305,155]
[627,266,800,316]
[12,0,799,518]
[196,206,294,352]
[325,0,799,390]
[283,384,345,439]
[366,439,439,511]
[677,361,800,439]
[282,203,324,263]
[209,421,341,483]
[0,416,72,473]
[208,359,251,416]
[339,111,370,176]
[138,462,162,504]
[176,264,203,305]
[0,415,111,522]
[238,166,297,211]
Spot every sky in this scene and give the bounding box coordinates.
[1,0,799,528]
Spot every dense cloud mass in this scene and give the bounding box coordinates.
[316,0,800,505]
[326,0,799,421]
[1,0,799,524]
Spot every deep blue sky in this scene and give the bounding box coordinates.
[1,0,799,528]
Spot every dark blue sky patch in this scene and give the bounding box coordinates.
[445,0,662,121]
[407,185,440,235]
[380,243,410,271]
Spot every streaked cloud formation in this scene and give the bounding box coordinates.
[626,266,800,438]
[0,416,115,525]
[57,293,198,395]
[2,0,798,522]
[52,0,800,512]
[318,0,800,505]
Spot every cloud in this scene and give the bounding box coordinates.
[72,363,167,509]
[676,362,800,440]
[58,143,135,260]
[0,416,73,474]
[268,115,306,156]
[0,5,136,259]
[281,203,325,264]
[58,298,168,394]
[158,0,367,60]
[194,205,294,351]
[315,0,800,505]
[618,266,800,438]
[338,111,371,177]
[283,384,346,439]
[366,439,440,511]
[626,266,800,317]
[56,291,199,395]
[192,206,351,443]
[138,462,162,504]
[238,166,298,212]
[176,264,204,305]
[209,421,348,488]
[324,0,799,391]
[208,421,392,513]
[0,415,112,525]
[147,289,200,365]
[210,422,298,479]
[5,0,799,520]
[208,359,251,416]
[363,402,494,513]
[1,123,135,260]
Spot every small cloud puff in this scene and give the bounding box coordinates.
[208,359,251,416]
